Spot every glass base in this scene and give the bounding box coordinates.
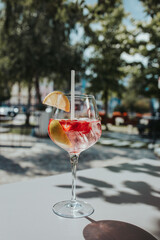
[52,200,94,218]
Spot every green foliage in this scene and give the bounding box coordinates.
[0,0,85,104]
[0,0,159,111]
[127,0,160,100]
[84,0,129,113]
[0,32,11,102]
[122,94,150,113]
[139,0,160,16]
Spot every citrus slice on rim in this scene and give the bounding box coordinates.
[43,91,70,112]
[48,119,72,147]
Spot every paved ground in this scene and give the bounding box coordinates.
[0,130,159,185]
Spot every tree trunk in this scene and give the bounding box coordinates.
[18,81,21,106]
[103,89,108,118]
[103,89,109,130]
[35,75,41,106]
[25,81,32,126]
[53,80,54,91]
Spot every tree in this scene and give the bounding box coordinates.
[0,0,85,102]
[139,0,160,17]
[128,0,160,102]
[83,0,129,115]
[0,0,85,122]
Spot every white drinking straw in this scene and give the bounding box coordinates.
[71,70,75,120]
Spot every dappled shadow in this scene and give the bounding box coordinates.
[0,135,157,172]
[55,184,83,189]
[83,219,158,240]
[78,187,104,199]
[55,176,114,199]
[0,136,158,184]
[55,177,113,199]
[28,150,71,172]
[76,176,114,199]
[106,181,160,210]
[0,155,28,174]
[107,162,160,177]
[0,145,32,148]
[81,144,157,163]
[76,161,160,210]
[78,176,113,188]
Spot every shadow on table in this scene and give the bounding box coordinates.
[77,178,160,211]
[83,219,158,240]
[55,161,160,239]
[106,162,160,177]
[76,161,160,211]
[55,161,160,210]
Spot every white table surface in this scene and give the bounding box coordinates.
[0,158,159,240]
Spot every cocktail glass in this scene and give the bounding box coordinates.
[48,94,102,218]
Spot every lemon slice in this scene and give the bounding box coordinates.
[43,91,70,112]
[48,119,72,147]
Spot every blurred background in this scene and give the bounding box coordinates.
[0,0,160,184]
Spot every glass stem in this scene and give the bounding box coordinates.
[70,154,79,203]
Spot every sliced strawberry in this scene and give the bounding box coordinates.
[60,120,72,132]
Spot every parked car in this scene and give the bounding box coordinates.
[0,106,19,117]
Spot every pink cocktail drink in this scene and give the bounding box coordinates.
[45,93,102,218]
[48,119,101,154]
